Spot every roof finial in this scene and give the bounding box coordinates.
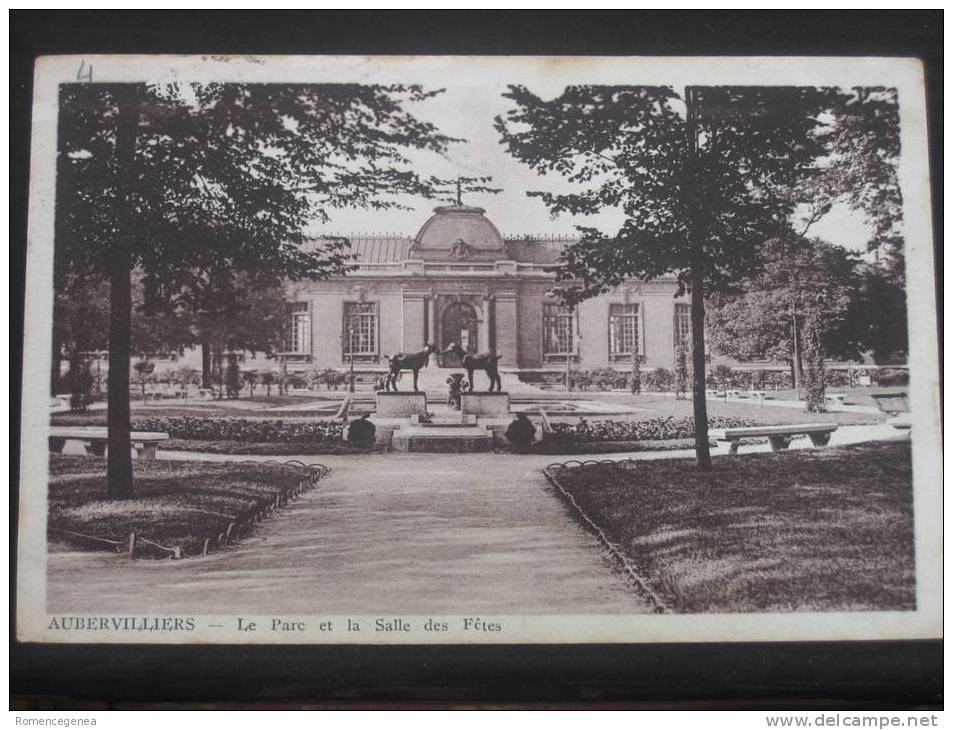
[456,176,462,207]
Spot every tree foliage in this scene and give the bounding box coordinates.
[57,82,457,302]
[56,82,456,497]
[706,236,863,366]
[496,85,836,304]
[793,88,904,279]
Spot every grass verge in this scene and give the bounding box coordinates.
[545,441,914,613]
[48,455,325,557]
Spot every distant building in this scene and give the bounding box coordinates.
[279,204,690,373]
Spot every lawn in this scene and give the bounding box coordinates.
[545,441,914,613]
[610,393,885,425]
[769,386,908,410]
[48,455,325,557]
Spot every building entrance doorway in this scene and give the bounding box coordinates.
[440,301,479,367]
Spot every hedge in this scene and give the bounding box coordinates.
[547,416,759,444]
[131,415,343,443]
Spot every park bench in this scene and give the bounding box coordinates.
[717,423,838,455]
[49,427,169,460]
[870,392,911,430]
[825,393,849,406]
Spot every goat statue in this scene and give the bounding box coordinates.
[384,343,438,392]
[443,342,503,392]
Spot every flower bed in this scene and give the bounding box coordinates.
[163,438,373,455]
[131,415,343,443]
[547,416,759,444]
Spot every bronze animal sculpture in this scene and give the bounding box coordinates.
[443,342,503,392]
[385,343,438,392]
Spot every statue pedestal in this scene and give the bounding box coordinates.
[375,392,427,417]
[461,392,510,418]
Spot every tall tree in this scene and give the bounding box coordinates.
[57,82,456,497]
[52,274,109,407]
[497,85,833,470]
[706,236,863,382]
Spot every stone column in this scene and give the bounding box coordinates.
[495,291,519,367]
[427,296,436,345]
[402,293,426,352]
[479,296,492,354]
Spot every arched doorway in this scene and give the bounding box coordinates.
[441,301,479,367]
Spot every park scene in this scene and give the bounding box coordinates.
[45,78,915,616]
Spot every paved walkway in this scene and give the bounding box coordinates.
[47,453,649,615]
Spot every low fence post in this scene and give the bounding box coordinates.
[128,530,137,558]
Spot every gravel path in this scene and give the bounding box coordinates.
[47,453,649,615]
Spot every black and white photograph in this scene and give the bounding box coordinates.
[16,52,940,647]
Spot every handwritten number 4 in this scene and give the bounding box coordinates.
[76,60,93,83]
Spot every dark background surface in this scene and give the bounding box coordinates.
[10,10,942,708]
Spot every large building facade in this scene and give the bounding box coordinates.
[279,204,690,373]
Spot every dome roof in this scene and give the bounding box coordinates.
[413,205,505,258]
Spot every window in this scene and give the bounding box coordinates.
[343,302,378,357]
[282,302,311,354]
[543,304,574,358]
[674,303,691,352]
[608,303,640,359]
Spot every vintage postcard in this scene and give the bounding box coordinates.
[17,54,940,644]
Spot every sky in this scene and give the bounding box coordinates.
[309,82,876,254]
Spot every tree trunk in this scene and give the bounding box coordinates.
[51,334,63,396]
[106,88,138,500]
[791,312,802,396]
[685,85,712,472]
[201,342,211,389]
[68,350,84,411]
[690,264,712,471]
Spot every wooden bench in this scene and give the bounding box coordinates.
[717,423,838,455]
[49,427,169,460]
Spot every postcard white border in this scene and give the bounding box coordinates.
[17,54,941,644]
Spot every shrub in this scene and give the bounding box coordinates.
[674,346,689,399]
[643,367,675,392]
[505,415,537,448]
[130,415,343,443]
[710,364,733,388]
[346,415,376,446]
[750,369,766,389]
[872,368,909,386]
[763,370,793,389]
[825,369,850,387]
[225,354,241,398]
